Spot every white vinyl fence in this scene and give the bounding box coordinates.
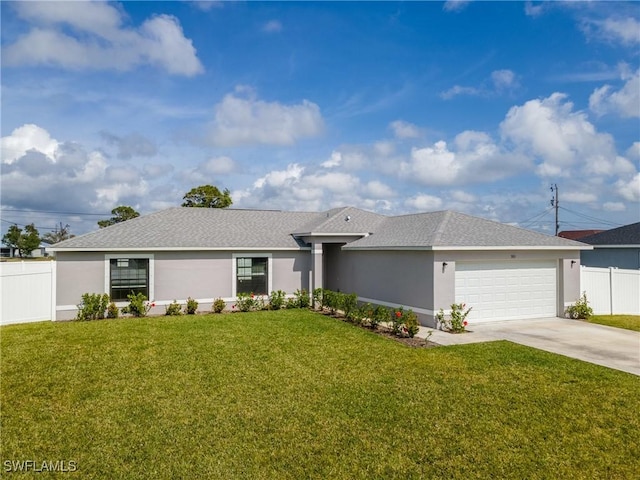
[0,261,56,325]
[581,266,640,315]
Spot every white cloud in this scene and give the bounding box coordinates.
[390,120,421,139]
[101,132,157,160]
[253,163,304,189]
[365,180,395,199]
[321,151,342,168]
[450,190,476,203]
[1,124,150,221]
[524,1,546,17]
[603,202,625,212]
[263,20,283,33]
[443,1,471,12]
[626,142,640,161]
[589,68,640,118]
[563,192,597,203]
[320,148,367,171]
[400,131,526,187]
[143,163,174,178]
[405,194,443,211]
[305,172,359,194]
[190,1,223,12]
[403,141,459,185]
[233,162,391,212]
[583,17,640,46]
[3,2,203,76]
[373,141,395,156]
[441,69,518,99]
[500,93,623,178]
[440,85,480,100]
[1,124,59,164]
[615,173,640,202]
[208,88,324,146]
[491,69,518,90]
[201,156,236,175]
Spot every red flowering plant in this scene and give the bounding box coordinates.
[236,292,263,312]
[391,307,419,338]
[435,303,472,333]
[121,292,155,317]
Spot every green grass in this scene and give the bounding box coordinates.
[586,314,640,332]
[1,310,639,479]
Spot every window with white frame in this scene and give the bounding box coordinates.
[109,257,150,301]
[236,256,269,295]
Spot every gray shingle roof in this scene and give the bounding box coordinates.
[292,206,386,235]
[50,208,321,250]
[49,206,587,251]
[343,211,587,249]
[579,222,640,245]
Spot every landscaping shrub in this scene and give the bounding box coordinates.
[294,289,311,309]
[106,301,119,319]
[401,309,419,338]
[76,293,110,321]
[322,290,338,314]
[435,303,472,333]
[371,305,389,329]
[236,292,260,312]
[322,290,347,315]
[357,303,374,327]
[342,293,358,322]
[286,289,310,309]
[165,301,183,316]
[121,292,154,317]
[312,288,324,310]
[565,292,593,319]
[390,307,419,338]
[185,297,198,315]
[212,298,226,313]
[268,290,286,310]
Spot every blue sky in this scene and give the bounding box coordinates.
[1,0,638,237]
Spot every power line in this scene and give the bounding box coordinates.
[1,218,59,231]
[519,207,553,228]
[0,208,109,217]
[558,206,622,228]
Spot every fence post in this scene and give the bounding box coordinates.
[51,261,57,321]
[609,267,614,315]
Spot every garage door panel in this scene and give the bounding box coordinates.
[455,260,557,322]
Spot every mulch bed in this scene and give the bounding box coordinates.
[320,311,439,349]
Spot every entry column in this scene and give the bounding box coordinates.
[311,241,323,293]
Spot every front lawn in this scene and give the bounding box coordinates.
[1,310,638,478]
[586,314,640,332]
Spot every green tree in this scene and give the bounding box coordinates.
[98,206,140,228]
[41,222,74,244]
[2,223,41,257]
[182,185,232,208]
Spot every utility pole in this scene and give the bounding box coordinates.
[550,184,559,236]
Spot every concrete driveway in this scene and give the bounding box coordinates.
[418,317,640,376]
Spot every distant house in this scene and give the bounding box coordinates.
[1,245,48,258]
[579,223,640,270]
[47,207,588,326]
[559,230,604,241]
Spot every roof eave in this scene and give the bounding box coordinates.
[292,232,371,237]
[343,245,592,251]
[46,246,310,253]
[588,244,639,248]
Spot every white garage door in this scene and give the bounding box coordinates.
[455,260,557,322]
